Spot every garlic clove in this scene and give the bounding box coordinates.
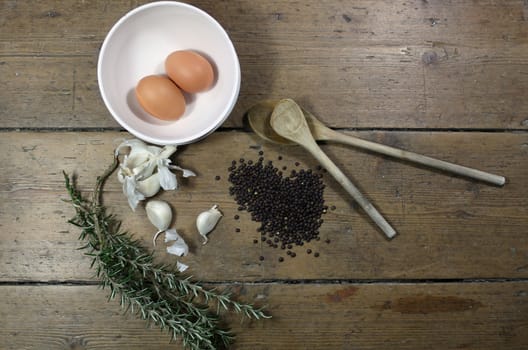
[146,200,172,245]
[136,173,161,197]
[165,229,189,256]
[196,204,223,245]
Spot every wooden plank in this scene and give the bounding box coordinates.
[0,56,111,128]
[2,1,527,55]
[0,282,527,349]
[0,0,125,56]
[1,1,527,129]
[1,131,527,282]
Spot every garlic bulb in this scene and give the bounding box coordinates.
[146,200,172,245]
[115,138,196,210]
[196,205,223,244]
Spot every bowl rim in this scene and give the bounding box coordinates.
[97,1,241,145]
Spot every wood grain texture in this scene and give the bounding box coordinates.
[2,1,528,349]
[1,131,526,282]
[1,0,527,129]
[1,282,527,350]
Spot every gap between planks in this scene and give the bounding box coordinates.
[2,278,528,287]
[0,127,527,133]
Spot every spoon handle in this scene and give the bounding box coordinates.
[327,131,506,186]
[304,140,397,239]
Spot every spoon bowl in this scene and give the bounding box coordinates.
[247,99,332,144]
[247,100,293,144]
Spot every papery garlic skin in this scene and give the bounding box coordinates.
[165,228,182,243]
[176,261,189,272]
[170,165,197,179]
[121,174,145,210]
[165,228,189,257]
[146,200,172,246]
[196,205,223,244]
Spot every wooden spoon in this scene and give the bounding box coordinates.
[248,100,506,186]
[270,98,397,239]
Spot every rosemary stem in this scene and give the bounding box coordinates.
[91,156,119,247]
[64,153,269,349]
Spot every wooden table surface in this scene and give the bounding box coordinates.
[1,1,528,349]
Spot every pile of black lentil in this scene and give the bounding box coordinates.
[228,152,327,258]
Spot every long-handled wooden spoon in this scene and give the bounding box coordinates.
[270,98,397,239]
[248,100,506,186]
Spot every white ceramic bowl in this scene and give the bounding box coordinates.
[98,1,240,145]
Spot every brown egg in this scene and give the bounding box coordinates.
[165,50,214,93]
[135,75,185,121]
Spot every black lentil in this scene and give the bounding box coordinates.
[314,252,320,257]
[278,156,283,160]
[258,150,264,156]
[253,239,259,244]
[325,239,331,244]
[215,175,221,181]
[295,162,300,166]
[259,256,265,261]
[331,205,336,211]
[278,257,284,262]
[234,214,240,220]
[306,249,312,254]
[290,252,296,258]
[235,228,240,233]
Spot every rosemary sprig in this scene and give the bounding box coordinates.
[63,156,269,349]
